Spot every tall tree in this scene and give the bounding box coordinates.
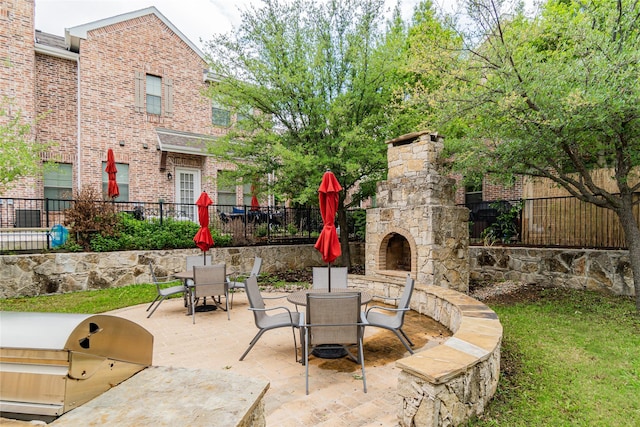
[416,0,640,309]
[203,0,413,266]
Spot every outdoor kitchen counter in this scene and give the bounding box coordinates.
[50,366,269,427]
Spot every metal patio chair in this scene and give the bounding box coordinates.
[363,274,415,354]
[146,261,186,318]
[191,264,229,323]
[303,292,367,394]
[227,257,263,309]
[239,275,301,362]
[312,266,348,290]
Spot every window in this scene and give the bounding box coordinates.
[212,106,231,127]
[243,182,253,206]
[217,171,237,206]
[44,163,73,211]
[146,75,162,115]
[101,162,130,201]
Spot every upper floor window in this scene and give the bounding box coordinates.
[44,163,73,211]
[212,105,231,127]
[146,75,162,115]
[134,72,173,116]
[101,162,130,202]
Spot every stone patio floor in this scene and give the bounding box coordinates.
[1,292,449,426]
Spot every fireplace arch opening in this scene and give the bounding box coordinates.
[378,231,414,273]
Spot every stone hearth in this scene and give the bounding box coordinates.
[365,131,469,292]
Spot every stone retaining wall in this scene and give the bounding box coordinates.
[0,244,364,298]
[350,275,502,426]
[469,246,635,296]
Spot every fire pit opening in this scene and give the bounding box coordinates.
[378,232,414,273]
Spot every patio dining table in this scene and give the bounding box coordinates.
[286,288,372,307]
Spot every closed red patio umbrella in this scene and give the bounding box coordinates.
[314,170,342,291]
[194,191,214,263]
[105,148,119,199]
[250,185,260,211]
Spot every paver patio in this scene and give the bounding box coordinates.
[108,292,449,426]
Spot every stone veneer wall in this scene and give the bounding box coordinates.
[469,246,635,296]
[0,243,364,298]
[350,275,502,426]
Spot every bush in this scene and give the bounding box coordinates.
[88,214,232,252]
[64,187,120,251]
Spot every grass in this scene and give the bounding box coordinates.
[1,283,638,426]
[469,288,640,426]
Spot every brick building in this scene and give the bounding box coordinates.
[1,1,253,222]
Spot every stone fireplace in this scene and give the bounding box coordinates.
[365,131,469,292]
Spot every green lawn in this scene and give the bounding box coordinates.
[469,288,640,426]
[1,283,638,426]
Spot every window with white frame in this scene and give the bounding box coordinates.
[146,75,162,115]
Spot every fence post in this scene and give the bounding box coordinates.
[45,198,51,250]
[307,207,311,239]
[159,201,164,226]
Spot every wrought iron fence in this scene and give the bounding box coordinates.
[0,197,364,253]
[463,194,640,249]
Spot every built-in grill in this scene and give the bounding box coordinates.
[0,312,153,422]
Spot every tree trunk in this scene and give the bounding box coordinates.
[615,198,640,312]
[337,204,351,269]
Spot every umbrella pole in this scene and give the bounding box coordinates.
[327,262,331,292]
[204,250,207,265]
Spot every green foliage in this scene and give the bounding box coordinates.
[480,201,523,244]
[0,99,53,190]
[348,208,367,241]
[286,223,298,236]
[202,0,421,246]
[88,214,232,252]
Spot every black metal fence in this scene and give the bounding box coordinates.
[464,194,640,249]
[0,197,364,253]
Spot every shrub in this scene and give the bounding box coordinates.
[64,187,120,250]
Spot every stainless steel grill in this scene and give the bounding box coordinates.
[0,312,153,422]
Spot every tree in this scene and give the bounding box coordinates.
[415,0,640,309]
[0,100,48,191]
[203,0,415,266]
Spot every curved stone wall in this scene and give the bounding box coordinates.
[350,275,502,427]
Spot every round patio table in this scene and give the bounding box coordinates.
[286,288,372,307]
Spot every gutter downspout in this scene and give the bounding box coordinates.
[76,56,81,190]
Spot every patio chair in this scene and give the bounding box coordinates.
[363,274,415,354]
[312,266,348,290]
[227,257,263,309]
[146,261,187,318]
[191,264,229,323]
[303,292,366,394]
[239,275,301,362]
[185,255,212,286]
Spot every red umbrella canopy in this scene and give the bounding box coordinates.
[250,185,260,211]
[314,171,343,263]
[105,148,119,199]
[193,191,214,252]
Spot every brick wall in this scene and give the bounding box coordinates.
[482,175,523,202]
[2,6,242,204]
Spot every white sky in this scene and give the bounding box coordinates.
[35,0,433,50]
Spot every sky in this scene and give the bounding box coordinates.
[34,0,430,51]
